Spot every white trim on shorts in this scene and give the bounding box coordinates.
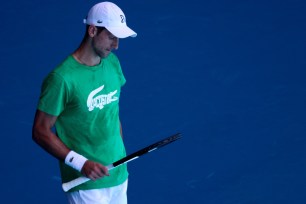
[66,180,128,204]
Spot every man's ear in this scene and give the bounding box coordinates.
[88,25,97,37]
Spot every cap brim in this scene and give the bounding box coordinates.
[106,26,137,38]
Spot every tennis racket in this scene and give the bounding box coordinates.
[62,133,182,192]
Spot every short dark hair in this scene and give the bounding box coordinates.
[81,25,106,43]
[84,25,105,38]
[95,26,106,35]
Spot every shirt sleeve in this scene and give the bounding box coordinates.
[117,62,126,87]
[109,53,126,87]
[37,72,68,116]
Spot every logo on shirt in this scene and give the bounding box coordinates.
[87,85,118,111]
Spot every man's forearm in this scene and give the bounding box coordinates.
[32,126,70,161]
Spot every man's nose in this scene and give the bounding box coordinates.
[112,38,119,50]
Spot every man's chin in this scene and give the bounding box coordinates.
[99,52,110,59]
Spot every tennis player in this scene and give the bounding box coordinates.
[32,2,137,203]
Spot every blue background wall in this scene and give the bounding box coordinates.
[1,0,306,203]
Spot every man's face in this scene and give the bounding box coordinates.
[92,28,119,58]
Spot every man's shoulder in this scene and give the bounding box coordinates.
[41,56,74,84]
[106,52,120,63]
[53,55,74,73]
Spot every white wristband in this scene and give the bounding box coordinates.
[64,151,88,172]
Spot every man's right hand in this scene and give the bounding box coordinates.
[81,160,110,180]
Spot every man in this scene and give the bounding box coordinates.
[32,2,137,204]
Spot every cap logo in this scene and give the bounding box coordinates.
[120,15,126,23]
[97,20,103,24]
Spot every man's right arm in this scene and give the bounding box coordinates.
[32,109,109,180]
[32,109,70,160]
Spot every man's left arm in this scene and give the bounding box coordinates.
[120,120,123,139]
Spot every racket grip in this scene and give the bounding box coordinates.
[62,164,114,192]
[62,176,89,192]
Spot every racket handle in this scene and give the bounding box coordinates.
[62,176,89,192]
[62,164,114,192]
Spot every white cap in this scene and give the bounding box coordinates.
[83,2,137,38]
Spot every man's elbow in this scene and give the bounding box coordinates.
[32,125,43,145]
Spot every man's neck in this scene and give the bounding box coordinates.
[72,44,101,66]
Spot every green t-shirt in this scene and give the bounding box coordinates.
[37,53,128,191]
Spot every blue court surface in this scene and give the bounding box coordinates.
[1,0,306,203]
